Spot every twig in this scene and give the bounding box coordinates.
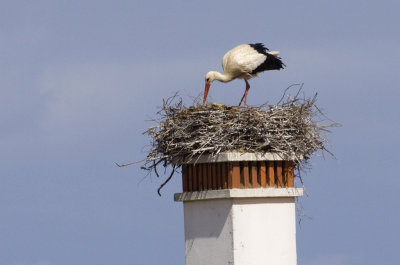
[157,164,176,196]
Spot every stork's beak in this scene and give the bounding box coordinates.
[203,83,210,104]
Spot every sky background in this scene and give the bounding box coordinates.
[1,0,399,264]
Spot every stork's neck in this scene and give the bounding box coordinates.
[211,71,234,83]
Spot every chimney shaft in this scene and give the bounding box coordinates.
[174,152,303,265]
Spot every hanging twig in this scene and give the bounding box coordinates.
[157,164,177,196]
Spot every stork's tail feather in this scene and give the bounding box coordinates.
[268,51,280,56]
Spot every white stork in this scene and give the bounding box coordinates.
[203,43,285,106]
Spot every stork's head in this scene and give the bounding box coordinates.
[203,71,217,104]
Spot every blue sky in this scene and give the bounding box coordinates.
[1,0,399,264]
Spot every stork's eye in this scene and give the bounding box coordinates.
[206,78,209,82]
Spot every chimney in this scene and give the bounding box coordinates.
[174,152,303,265]
[137,96,333,264]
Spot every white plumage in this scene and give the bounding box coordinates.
[203,43,285,106]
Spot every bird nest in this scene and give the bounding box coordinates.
[118,88,337,195]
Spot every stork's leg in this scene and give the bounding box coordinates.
[239,80,251,107]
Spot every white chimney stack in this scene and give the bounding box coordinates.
[174,152,303,265]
